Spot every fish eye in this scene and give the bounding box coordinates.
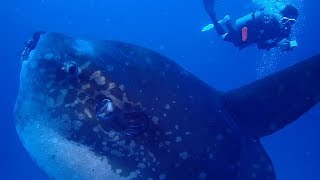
[96,98,115,122]
[63,61,79,76]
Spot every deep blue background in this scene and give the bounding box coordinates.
[1,0,319,179]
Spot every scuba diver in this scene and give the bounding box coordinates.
[20,31,45,62]
[202,0,299,51]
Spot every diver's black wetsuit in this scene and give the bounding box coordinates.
[203,0,292,50]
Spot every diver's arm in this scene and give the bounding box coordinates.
[203,0,226,36]
[257,40,279,50]
[278,38,298,51]
[258,38,298,51]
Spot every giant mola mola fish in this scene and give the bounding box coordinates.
[15,32,320,180]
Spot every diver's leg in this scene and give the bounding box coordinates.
[210,16,227,36]
[203,0,226,36]
[225,20,236,34]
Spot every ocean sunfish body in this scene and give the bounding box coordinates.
[15,32,320,180]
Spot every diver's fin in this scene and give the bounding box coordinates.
[202,0,227,36]
[202,16,231,32]
[202,24,214,32]
[223,54,320,139]
[203,0,215,18]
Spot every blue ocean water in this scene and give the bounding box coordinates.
[1,0,319,179]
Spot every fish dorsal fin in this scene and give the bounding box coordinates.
[223,54,320,138]
[237,138,275,180]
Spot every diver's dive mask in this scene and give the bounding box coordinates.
[281,17,296,26]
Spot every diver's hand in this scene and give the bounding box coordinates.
[278,39,293,52]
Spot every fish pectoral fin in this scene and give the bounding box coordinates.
[120,111,149,137]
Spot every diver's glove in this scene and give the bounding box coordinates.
[278,39,298,52]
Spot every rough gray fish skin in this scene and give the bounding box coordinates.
[15,32,320,180]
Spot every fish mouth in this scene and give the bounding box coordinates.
[20,31,46,62]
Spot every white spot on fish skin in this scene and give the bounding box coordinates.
[129,170,140,179]
[226,128,233,134]
[164,141,171,146]
[90,71,106,85]
[176,137,182,142]
[199,172,207,179]
[90,71,101,79]
[107,65,114,72]
[61,114,70,122]
[145,57,152,64]
[110,150,124,157]
[72,120,83,130]
[77,113,85,120]
[123,93,129,101]
[251,172,257,179]
[119,84,125,91]
[165,104,170,110]
[93,126,99,133]
[175,125,179,130]
[44,53,55,60]
[158,142,164,148]
[216,134,224,141]
[130,140,136,148]
[137,163,146,169]
[80,61,91,71]
[113,135,120,142]
[172,100,176,104]
[108,82,116,90]
[179,152,189,160]
[115,169,122,174]
[118,140,126,146]
[185,132,191,135]
[159,174,166,180]
[82,83,91,90]
[96,76,106,85]
[108,131,116,138]
[56,89,68,106]
[163,113,167,117]
[74,39,94,56]
[266,165,274,172]
[84,108,93,118]
[102,146,109,152]
[46,98,55,108]
[152,116,160,125]
[209,153,214,159]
